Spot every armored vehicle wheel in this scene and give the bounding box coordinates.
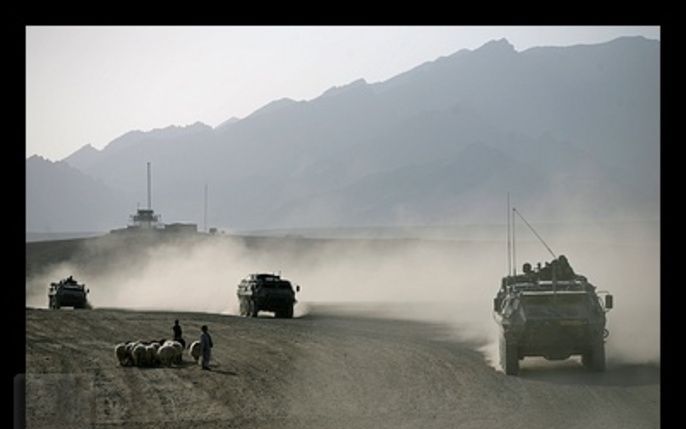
[582,340,606,372]
[500,335,519,376]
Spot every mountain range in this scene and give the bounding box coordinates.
[26,36,660,233]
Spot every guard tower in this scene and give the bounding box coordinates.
[128,162,163,230]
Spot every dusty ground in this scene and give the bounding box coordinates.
[25,232,660,428]
[25,306,659,429]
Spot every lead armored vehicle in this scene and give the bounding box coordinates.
[48,276,90,309]
[493,256,613,375]
[237,273,300,318]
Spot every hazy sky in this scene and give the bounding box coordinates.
[26,26,660,161]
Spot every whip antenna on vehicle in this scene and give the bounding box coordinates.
[512,207,516,276]
[204,183,208,233]
[512,208,556,259]
[507,193,512,277]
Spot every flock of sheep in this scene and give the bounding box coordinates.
[114,339,202,367]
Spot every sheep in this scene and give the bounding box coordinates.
[170,341,183,364]
[131,343,149,367]
[125,341,137,356]
[116,339,184,368]
[156,340,183,366]
[150,342,161,364]
[114,342,133,366]
[189,340,201,363]
[145,344,159,367]
[156,343,177,367]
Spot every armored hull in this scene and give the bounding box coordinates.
[494,257,612,375]
[237,273,299,318]
[49,277,90,309]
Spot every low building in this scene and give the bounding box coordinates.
[164,223,198,233]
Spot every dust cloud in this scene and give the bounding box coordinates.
[26,221,659,369]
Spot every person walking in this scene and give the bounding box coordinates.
[172,320,185,348]
[200,325,213,370]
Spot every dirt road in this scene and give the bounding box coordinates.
[25,305,659,429]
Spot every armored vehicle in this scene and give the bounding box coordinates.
[237,273,300,318]
[48,276,90,309]
[493,256,613,375]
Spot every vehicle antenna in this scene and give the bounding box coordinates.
[507,193,512,278]
[512,208,556,259]
[512,207,517,277]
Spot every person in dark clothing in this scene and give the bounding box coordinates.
[538,262,553,280]
[522,263,532,274]
[200,325,213,370]
[172,320,186,349]
[556,254,576,280]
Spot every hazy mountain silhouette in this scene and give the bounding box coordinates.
[26,156,130,232]
[27,36,659,232]
[62,143,101,170]
[214,116,241,131]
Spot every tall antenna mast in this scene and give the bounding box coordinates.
[512,207,517,277]
[204,183,208,233]
[507,193,511,277]
[147,162,152,210]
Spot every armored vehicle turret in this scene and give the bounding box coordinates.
[493,256,613,375]
[237,273,300,318]
[48,276,90,309]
